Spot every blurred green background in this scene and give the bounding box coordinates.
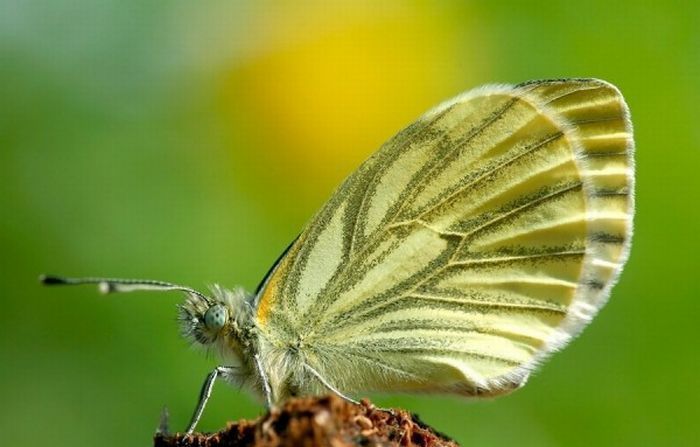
[2,1,698,446]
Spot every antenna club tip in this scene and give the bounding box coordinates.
[39,274,65,285]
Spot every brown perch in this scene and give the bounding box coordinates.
[154,395,458,447]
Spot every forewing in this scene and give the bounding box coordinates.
[256,79,634,396]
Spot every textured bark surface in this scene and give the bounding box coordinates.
[154,395,458,447]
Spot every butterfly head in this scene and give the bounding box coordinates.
[178,285,251,349]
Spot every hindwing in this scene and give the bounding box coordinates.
[255,78,634,396]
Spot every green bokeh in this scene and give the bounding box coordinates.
[2,1,698,446]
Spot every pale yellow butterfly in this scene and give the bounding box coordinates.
[42,78,634,434]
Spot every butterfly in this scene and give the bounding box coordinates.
[42,78,634,434]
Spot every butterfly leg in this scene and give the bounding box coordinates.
[186,366,236,435]
[254,353,274,408]
[303,363,360,405]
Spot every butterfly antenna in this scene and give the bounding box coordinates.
[39,274,212,303]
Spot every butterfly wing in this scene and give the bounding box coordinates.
[255,79,634,398]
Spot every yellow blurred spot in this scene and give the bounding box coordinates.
[218,2,489,210]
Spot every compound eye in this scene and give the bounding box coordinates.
[203,304,228,331]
